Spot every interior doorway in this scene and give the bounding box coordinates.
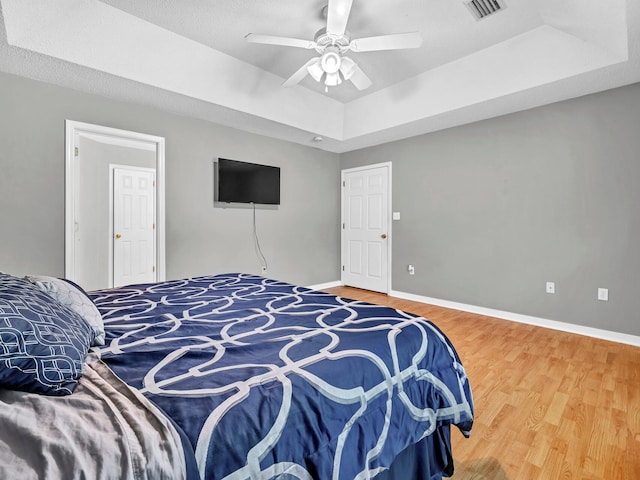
[65,120,166,290]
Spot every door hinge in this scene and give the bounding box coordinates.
[152,223,155,230]
[342,180,345,187]
[153,180,156,187]
[342,223,345,229]
[74,147,79,157]
[342,265,345,271]
[152,266,156,273]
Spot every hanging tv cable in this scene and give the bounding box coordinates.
[253,203,268,273]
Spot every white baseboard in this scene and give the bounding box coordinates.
[301,282,640,347]
[306,280,343,291]
[390,289,640,347]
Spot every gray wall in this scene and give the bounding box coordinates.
[2,69,638,336]
[0,71,341,287]
[342,83,640,337]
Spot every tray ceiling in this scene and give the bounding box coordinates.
[1,0,638,152]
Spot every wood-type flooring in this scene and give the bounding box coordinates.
[323,286,640,479]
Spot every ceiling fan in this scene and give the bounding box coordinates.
[245,0,422,92]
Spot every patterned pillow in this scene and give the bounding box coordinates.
[0,273,94,395]
[26,276,105,346]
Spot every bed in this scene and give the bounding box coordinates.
[0,272,473,479]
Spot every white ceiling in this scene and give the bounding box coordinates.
[0,0,638,153]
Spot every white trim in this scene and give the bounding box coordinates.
[390,289,640,347]
[65,120,166,285]
[306,280,343,291]
[340,162,393,294]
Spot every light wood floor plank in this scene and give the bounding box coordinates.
[323,286,640,479]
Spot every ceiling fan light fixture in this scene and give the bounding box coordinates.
[324,71,342,86]
[320,50,342,74]
[307,60,324,82]
[339,57,357,80]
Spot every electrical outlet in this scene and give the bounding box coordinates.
[597,288,608,301]
[546,282,555,294]
[408,265,415,275]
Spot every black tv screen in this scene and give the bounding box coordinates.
[216,158,280,205]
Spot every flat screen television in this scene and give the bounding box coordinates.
[216,158,281,205]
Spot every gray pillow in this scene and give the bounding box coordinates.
[26,276,105,346]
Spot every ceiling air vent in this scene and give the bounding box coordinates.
[465,0,505,20]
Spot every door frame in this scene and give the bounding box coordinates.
[65,120,166,286]
[341,162,393,293]
[109,164,157,288]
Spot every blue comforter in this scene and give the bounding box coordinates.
[92,273,473,479]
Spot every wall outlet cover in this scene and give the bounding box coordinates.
[597,288,609,301]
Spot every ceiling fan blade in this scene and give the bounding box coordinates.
[326,0,353,37]
[283,57,321,87]
[349,32,423,52]
[343,59,372,90]
[245,33,316,49]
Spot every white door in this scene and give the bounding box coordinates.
[112,167,156,287]
[341,164,391,293]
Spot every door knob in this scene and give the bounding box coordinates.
[115,234,122,239]
[381,233,387,239]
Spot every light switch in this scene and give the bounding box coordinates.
[393,212,401,220]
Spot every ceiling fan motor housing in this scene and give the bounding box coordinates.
[312,28,349,88]
[314,28,350,53]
